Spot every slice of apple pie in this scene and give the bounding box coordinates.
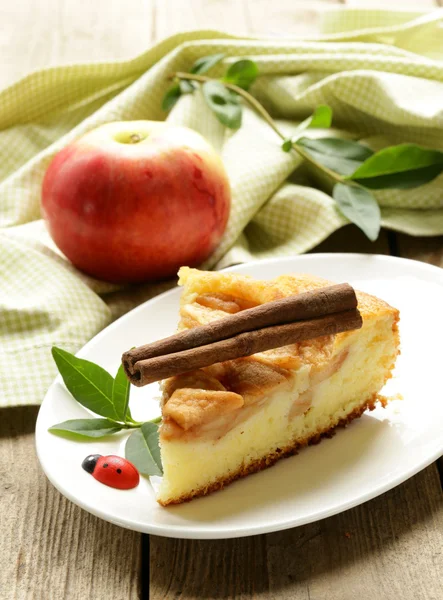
[135,267,400,506]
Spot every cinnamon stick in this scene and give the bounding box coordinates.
[122,283,357,376]
[127,309,362,387]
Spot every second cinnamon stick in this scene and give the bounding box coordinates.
[128,309,362,387]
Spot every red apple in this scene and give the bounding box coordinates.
[41,121,231,283]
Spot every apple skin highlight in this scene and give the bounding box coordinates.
[41,122,231,283]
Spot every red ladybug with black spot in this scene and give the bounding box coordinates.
[82,454,139,490]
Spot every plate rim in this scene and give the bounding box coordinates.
[36,253,443,539]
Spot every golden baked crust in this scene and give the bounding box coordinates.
[177,266,397,323]
[160,267,400,436]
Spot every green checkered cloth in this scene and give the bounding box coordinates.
[2,9,443,407]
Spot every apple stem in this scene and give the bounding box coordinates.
[130,133,141,144]
[173,71,346,186]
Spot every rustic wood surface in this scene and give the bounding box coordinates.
[151,466,443,600]
[0,407,142,600]
[1,1,442,599]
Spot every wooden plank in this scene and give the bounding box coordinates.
[267,465,443,600]
[311,224,391,255]
[243,0,341,37]
[150,534,269,598]
[154,0,342,40]
[0,407,142,599]
[0,0,154,89]
[154,0,251,40]
[396,234,443,269]
[150,465,443,599]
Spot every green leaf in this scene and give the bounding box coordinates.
[52,347,118,420]
[202,81,242,129]
[179,79,197,94]
[223,59,259,90]
[49,418,122,440]
[190,53,225,75]
[309,105,333,129]
[352,164,443,189]
[297,137,374,176]
[348,143,443,189]
[112,364,131,422]
[295,106,333,137]
[333,183,381,242]
[162,84,181,111]
[282,106,333,152]
[125,422,163,476]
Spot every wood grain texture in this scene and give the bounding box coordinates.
[0,0,154,89]
[0,407,141,600]
[243,0,341,37]
[150,465,443,599]
[311,224,391,255]
[154,0,251,40]
[396,234,443,268]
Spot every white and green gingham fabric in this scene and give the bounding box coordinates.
[2,9,443,407]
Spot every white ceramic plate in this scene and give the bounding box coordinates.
[36,254,443,539]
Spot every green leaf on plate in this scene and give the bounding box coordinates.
[162,84,181,111]
[348,143,443,189]
[52,347,118,420]
[223,58,258,90]
[190,53,225,75]
[333,183,381,242]
[49,418,122,440]
[202,81,242,129]
[125,422,163,476]
[112,364,132,422]
[296,137,374,176]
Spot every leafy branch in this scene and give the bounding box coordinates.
[162,54,443,241]
[173,71,345,183]
[49,347,162,476]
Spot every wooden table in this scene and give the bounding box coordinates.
[1,1,443,598]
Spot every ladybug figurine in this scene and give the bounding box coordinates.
[82,454,140,490]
